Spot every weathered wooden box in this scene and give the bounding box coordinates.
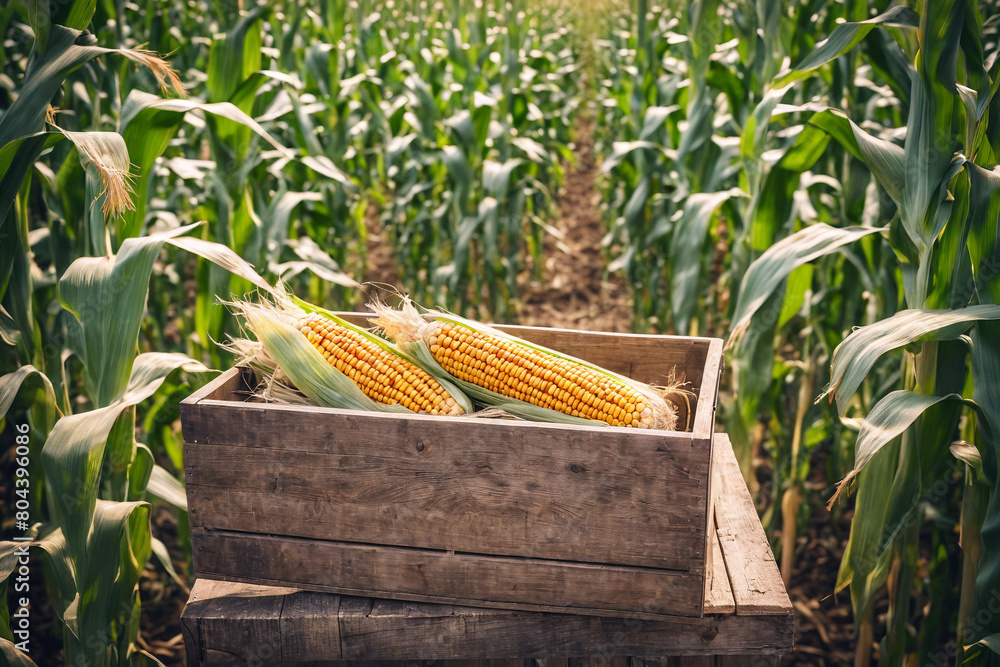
[180,317,724,620]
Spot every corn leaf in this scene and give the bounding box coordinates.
[850,390,976,476]
[904,1,963,248]
[601,141,675,173]
[0,542,19,642]
[41,350,208,561]
[836,432,901,615]
[807,110,906,207]
[972,320,1000,644]
[118,91,349,241]
[741,85,791,165]
[76,500,150,666]
[279,237,360,288]
[127,443,154,502]
[828,306,1000,414]
[729,224,886,347]
[967,162,1000,305]
[123,353,211,405]
[60,222,202,407]
[0,639,35,666]
[28,529,75,625]
[0,26,105,147]
[146,465,188,510]
[206,4,267,158]
[773,6,919,87]
[0,365,57,436]
[670,188,746,334]
[40,404,127,561]
[165,234,275,295]
[0,132,62,297]
[0,305,18,347]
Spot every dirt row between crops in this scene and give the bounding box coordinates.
[515,118,634,332]
[361,118,633,332]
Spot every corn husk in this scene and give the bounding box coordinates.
[229,294,472,415]
[370,299,685,430]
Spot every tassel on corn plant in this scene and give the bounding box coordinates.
[371,300,683,430]
[230,295,472,416]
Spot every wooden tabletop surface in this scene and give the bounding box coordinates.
[181,434,793,664]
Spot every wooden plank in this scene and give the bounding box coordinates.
[629,658,712,667]
[337,595,790,658]
[279,589,342,661]
[182,399,708,573]
[181,579,286,665]
[190,529,705,618]
[569,659,629,667]
[690,339,723,441]
[183,579,793,662]
[704,532,735,615]
[182,396,700,453]
[712,436,791,616]
[180,367,246,405]
[713,656,780,667]
[184,436,707,570]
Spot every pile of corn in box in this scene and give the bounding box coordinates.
[181,293,724,619]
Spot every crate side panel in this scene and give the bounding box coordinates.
[185,432,707,569]
[190,529,705,619]
[183,406,709,571]
[183,399,701,454]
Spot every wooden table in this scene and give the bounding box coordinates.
[181,435,793,666]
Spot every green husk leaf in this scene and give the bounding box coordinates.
[291,297,474,414]
[239,302,410,414]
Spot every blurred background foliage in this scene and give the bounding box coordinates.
[1,0,1000,664]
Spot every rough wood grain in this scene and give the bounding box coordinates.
[185,437,707,570]
[182,579,792,664]
[182,395,702,453]
[280,590,342,660]
[712,656,780,666]
[180,367,246,405]
[712,439,790,616]
[191,529,705,618]
[704,533,735,615]
[691,339,723,438]
[629,658,712,667]
[184,580,286,665]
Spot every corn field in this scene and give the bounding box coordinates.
[1,0,1000,664]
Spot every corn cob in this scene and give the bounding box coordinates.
[294,313,464,416]
[371,302,679,430]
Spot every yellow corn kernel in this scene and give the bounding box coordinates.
[295,314,463,416]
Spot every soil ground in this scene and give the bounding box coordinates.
[29,117,857,665]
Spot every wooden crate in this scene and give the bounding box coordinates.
[180,436,794,666]
[180,318,724,619]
